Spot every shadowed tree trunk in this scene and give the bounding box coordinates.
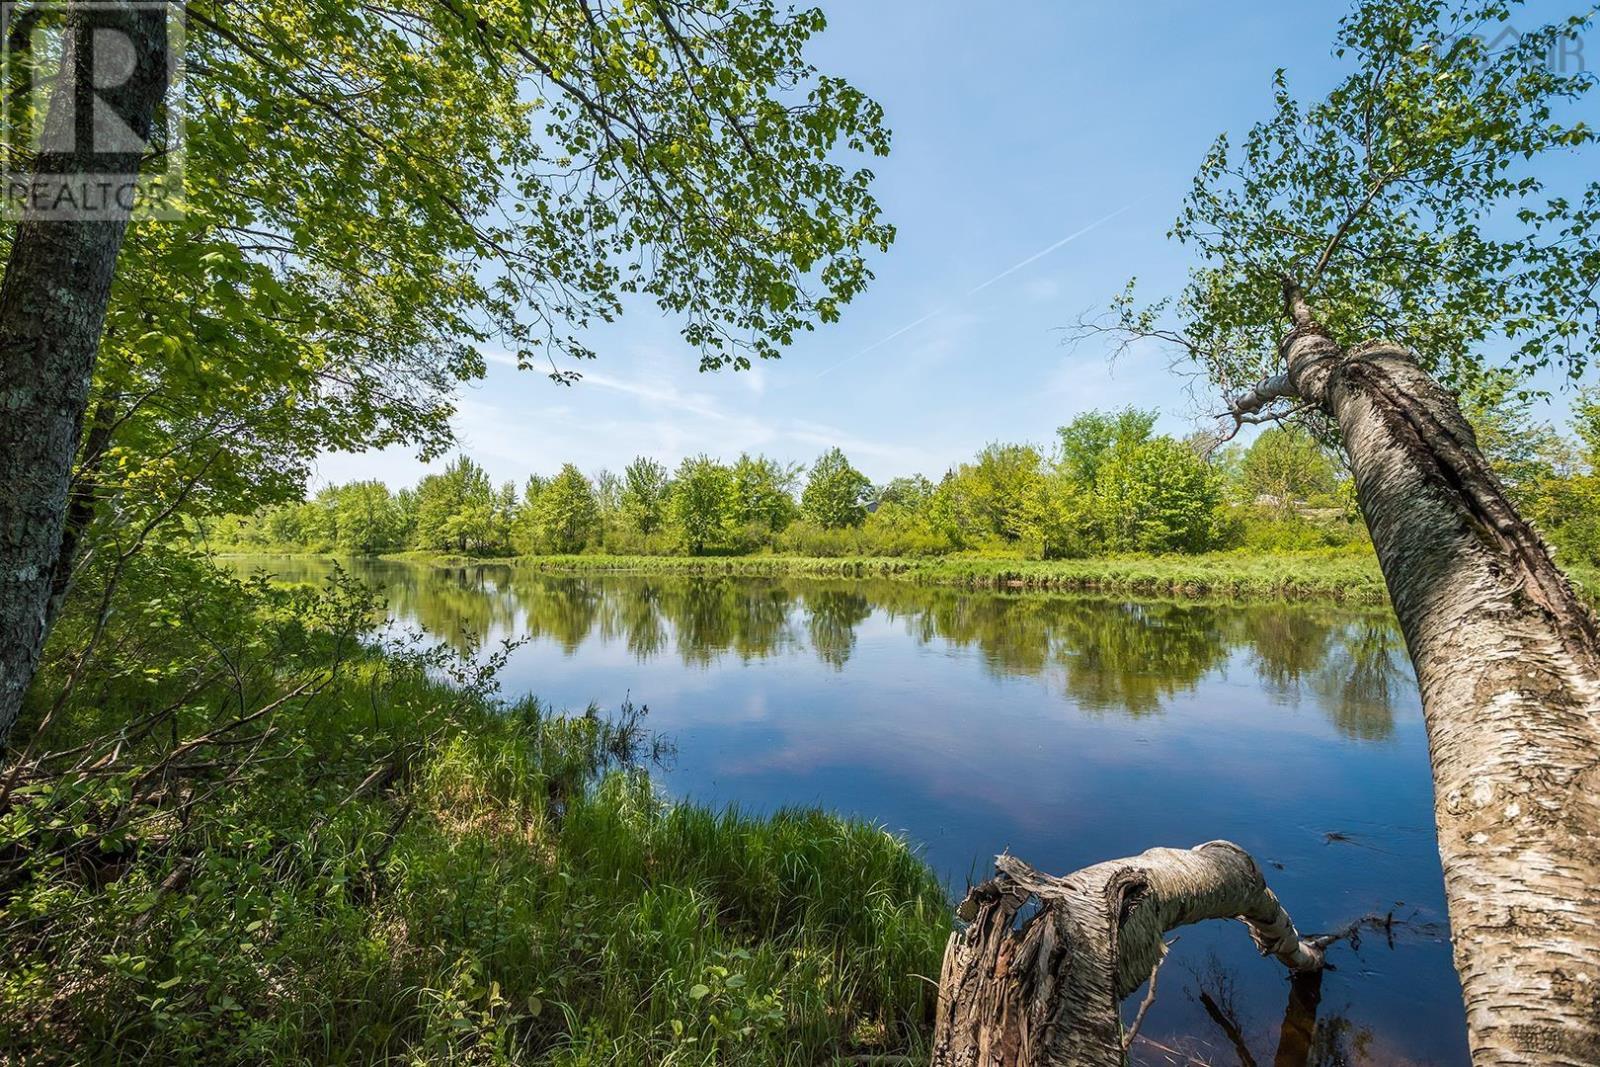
[43,395,117,635]
[0,2,168,747]
[933,842,1323,1066]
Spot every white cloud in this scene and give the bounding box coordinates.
[785,419,928,472]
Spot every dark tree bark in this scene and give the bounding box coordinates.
[0,2,168,746]
[43,395,117,635]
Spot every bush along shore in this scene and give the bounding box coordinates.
[0,555,948,1064]
[362,550,1596,607]
[220,547,1600,609]
[500,551,1398,604]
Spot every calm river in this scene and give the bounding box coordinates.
[233,555,1467,1065]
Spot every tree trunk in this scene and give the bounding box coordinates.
[932,841,1322,1066]
[938,292,1600,1063]
[1275,289,1600,1064]
[43,395,117,637]
[0,2,170,747]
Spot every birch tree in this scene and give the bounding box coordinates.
[1078,2,1600,1060]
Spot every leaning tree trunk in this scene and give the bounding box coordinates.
[1272,286,1600,1064]
[933,841,1323,1066]
[934,287,1600,1065]
[0,2,168,748]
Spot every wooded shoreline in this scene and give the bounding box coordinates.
[221,548,1599,607]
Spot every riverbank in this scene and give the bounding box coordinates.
[222,547,1600,607]
[393,549,1600,605]
[506,551,1397,603]
[4,566,948,1064]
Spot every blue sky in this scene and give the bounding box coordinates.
[317,1,1591,491]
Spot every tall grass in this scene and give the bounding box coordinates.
[506,550,1397,604]
[0,559,949,1065]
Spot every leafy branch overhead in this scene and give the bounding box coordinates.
[0,0,898,656]
[1084,0,1599,424]
[185,0,892,378]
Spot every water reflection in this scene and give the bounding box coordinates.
[228,555,1463,1065]
[236,556,1402,739]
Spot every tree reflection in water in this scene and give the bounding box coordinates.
[224,557,1403,734]
[1132,950,1427,1067]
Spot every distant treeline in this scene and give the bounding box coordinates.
[205,393,1600,566]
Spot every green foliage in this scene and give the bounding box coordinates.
[1239,428,1341,515]
[1573,388,1600,462]
[530,465,602,555]
[3,553,946,1064]
[1095,437,1226,554]
[620,457,671,536]
[730,454,802,535]
[1498,386,1600,567]
[415,456,511,556]
[929,444,1047,548]
[874,476,934,510]
[207,405,1433,562]
[801,448,873,529]
[331,480,403,553]
[1055,408,1159,488]
[1117,0,1600,407]
[196,374,1600,572]
[668,456,738,555]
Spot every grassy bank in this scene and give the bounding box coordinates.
[480,550,1398,604]
[232,547,1600,607]
[2,559,948,1064]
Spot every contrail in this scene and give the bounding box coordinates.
[812,199,1142,381]
[963,201,1140,297]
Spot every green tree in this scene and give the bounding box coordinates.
[1573,387,1600,463]
[668,457,737,555]
[592,470,623,533]
[875,475,934,511]
[801,448,872,529]
[729,454,801,534]
[1096,438,1224,553]
[306,488,344,548]
[1527,388,1600,565]
[1055,409,1158,488]
[620,458,671,535]
[333,481,401,553]
[415,456,495,553]
[392,488,420,548]
[263,504,307,548]
[927,445,1048,546]
[1240,428,1339,516]
[970,444,1047,542]
[533,465,602,555]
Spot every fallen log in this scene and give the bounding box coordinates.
[933,841,1324,1066]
